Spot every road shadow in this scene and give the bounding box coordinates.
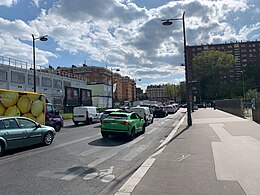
[1,143,45,157]
[55,166,98,176]
[88,136,130,147]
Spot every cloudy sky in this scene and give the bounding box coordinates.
[0,0,259,90]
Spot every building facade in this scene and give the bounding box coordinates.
[186,40,260,82]
[145,85,170,101]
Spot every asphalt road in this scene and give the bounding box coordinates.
[0,110,185,195]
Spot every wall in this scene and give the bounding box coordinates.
[215,99,244,117]
[252,100,260,123]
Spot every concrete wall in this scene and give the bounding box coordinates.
[215,99,244,118]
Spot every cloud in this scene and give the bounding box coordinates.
[0,0,18,7]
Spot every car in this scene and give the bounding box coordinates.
[153,105,168,117]
[0,116,56,156]
[73,106,100,125]
[100,108,123,122]
[101,111,145,140]
[166,105,176,114]
[129,106,153,126]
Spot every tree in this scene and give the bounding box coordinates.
[164,84,174,100]
[193,50,235,100]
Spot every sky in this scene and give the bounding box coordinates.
[0,0,259,91]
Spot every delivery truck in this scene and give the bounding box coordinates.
[0,89,63,132]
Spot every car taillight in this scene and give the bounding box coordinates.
[121,121,130,125]
[101,120,106,124]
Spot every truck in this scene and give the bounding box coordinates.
[0,89,63,132]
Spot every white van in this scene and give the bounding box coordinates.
[73,106,100,125]
[129,106,153,126]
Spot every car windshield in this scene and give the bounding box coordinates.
[107,114,128,120]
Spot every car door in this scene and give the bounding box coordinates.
[16,118,43,146]
[131,113,142,131]
[1,119,25,149]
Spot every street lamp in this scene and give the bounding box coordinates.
[241,70,245,100]
[32,34,48,92]
[111,68,120,108]
[162,12,192,126]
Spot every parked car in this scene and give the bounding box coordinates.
[153,105,168,117]
[129,106,153,126]
[100,108,123,122]
[73,106,100,125]
[101,111,145,140]
[0,116,55,156]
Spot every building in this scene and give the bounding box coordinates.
[121,76,136,102]
[87,83,111,108]
[145,85,170,101]
[0,56,88,112]
[186,40,260,82]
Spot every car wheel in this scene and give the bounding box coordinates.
[101,131,109,138]
[87,118,92,125]
[129,127,135,141]
[55,124,61,132]
[74,121,79,126]
[0,141,5,157]
[43,132,54,146]
[141,125,145,134]
[151,118,154,124]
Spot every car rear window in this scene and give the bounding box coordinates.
[104,111,114,114]
[107,114,128,119]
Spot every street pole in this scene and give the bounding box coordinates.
[241,71,245,101]
[183,12,192,125]
[32,34,36,92]
[111,68,114,108]
[162,12,192,126]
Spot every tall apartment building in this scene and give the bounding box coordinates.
[186,40,260,82]
[121,76,136,102]
[145,84,170,101]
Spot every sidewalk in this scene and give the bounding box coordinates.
[116,108,260,195]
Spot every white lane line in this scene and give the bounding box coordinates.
[115,115,186,194]
[121,145,149,161]
[146,127,157,135]
[0,136,97,165]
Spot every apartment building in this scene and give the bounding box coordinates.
[186,40,260,83]
[145,84,170,101]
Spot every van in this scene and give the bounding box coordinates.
[129,106,153,126]
[46,103,64,132]
[73,106,99,125]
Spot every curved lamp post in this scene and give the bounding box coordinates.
[32,34,48,92]
[162,12,192,126]
[111,68,120,108]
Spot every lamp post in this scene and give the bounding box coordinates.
[111,68,120,108]
[32,34,48,92]
[162,12,192,126]
[241,70,245,100]
[135,78,141,101]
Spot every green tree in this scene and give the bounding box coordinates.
[193,50,235,100]
[164,84,174,99]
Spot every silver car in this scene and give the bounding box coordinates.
[100,109,123,122]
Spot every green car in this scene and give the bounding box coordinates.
[0,116,56,156]
[101,111,145,140]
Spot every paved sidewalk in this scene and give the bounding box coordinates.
[116,108,260,195]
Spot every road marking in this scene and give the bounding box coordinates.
[0,136,96,165]
[121,145,149,161]
[115,115,186,195]
[146,127,157,134]
[83,166,115,183]
[60,153,117,181]
[211,123,260,195]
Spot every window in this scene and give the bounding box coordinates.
[0,71,7,82]
[28,74,40,85]
[17,118,36,128]
[53,79,62,88]
[42,77,52,87]
[11,71,25,84]
[3,119,19,129]
[46,104,54,113]
[0,121,4,129]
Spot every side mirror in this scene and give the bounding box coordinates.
[36,124,41,128]
[55,110,60,115]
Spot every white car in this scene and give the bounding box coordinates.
[129,106,154,126]
[73,106,100,125]
[100,108,123,122]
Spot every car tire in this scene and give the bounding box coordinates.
[0,141,5,157]
[55,124,61,132]
[74,121,79,126]
[141,125,145,134]
[43,132,54,146]
[151,118,154,124]
[129,127,135,141]
[101,132,109,139]
[87,118,92,125]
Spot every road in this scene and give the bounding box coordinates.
[0,110,185,195]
